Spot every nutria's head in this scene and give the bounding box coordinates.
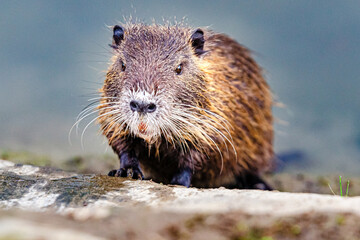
[100,24,213,145]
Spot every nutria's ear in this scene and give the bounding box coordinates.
[190,29,205,56]
[111,25,124,48]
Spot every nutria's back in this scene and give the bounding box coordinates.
[98,23,273,189]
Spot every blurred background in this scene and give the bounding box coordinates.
[0,0,359,175]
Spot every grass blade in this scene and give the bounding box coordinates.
[339,176,343,197]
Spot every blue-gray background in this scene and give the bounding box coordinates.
[1,0,359,174]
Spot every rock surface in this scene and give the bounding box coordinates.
[0,159,359,239]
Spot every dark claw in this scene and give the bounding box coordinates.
[108,169,117,177]
[132,168,144,180]
[235,171,273,190]
[118,168,128,177]
[254,182,272,190]
[170,168,192,187]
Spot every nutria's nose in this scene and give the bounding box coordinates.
[130,100,157,113]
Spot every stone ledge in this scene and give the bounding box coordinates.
[1,159,360,239]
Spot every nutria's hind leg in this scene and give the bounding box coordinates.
[234,171,273,190]
[170,168,192,187]
[108,152,144,180]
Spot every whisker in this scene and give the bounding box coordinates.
[102,114,127,140]
[170,114,222,157]
[76,97,121,119]
[189,110,233,137]
[178,109,236,156]
[87,96,119,101]
[175,105,237,158]
[75,104,116,128]
[80,109,122,149]
[69,105,107,144]
[77,101,120,121]
[69,100,120,145]
[171,107,239,174]
[161,117,190,153]
[178,103,232,127]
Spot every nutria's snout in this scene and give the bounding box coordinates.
[129,100,157,114]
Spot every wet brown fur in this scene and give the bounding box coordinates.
[97,23,273,188]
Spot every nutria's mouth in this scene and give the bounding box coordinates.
[136,122,158,144]
[138,122,147,134]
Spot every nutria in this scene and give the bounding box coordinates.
[97,22,274,189]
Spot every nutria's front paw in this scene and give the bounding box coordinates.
[108,152,144,180]
[107,168,127,177]
[107,168,129,177]
[170,168,192,187]
[235,171,273,190]
[108,167,144,179]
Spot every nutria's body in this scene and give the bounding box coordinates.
[98,23,273,189]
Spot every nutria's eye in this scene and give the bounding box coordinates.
[175,64,183,75]
[121,61,126,71]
